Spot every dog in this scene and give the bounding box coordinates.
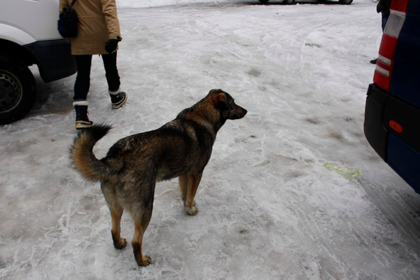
[70,89,247,266]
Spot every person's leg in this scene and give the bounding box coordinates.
[102,52,120,91]
[102,52,127,109]
[382,13,390,32]
[74,55,92,101]
[73,55,93,129]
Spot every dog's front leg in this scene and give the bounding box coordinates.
[185,172,202,216]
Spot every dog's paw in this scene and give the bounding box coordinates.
[138,255,152,266]
[185,206,199,216]
[114,238,127,249]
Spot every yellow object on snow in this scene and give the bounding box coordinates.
[324,162,361,179]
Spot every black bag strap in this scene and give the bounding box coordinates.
[70,0,77,8]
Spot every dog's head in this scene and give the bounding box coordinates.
[208,89,247,120]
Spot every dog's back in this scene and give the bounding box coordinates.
[103,118,214,182]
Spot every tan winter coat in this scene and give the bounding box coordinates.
[59,0,121,55]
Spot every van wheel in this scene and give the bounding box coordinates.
[0,56,36,124]
[339,0,353,4]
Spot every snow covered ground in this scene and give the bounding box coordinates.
[1,0,420,279]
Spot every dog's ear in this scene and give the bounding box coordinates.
[212,90,230,117]
[215,92,228,107]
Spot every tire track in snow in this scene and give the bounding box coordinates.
[357,177,420,256]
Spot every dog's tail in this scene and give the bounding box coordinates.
[70,124,114,182]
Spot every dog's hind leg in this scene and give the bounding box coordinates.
[178,174,188,203]
[130,177,155,267]
[184,172,202,216]
[102,180,127,250]
[131,205,153,266]
[110,205,127,249]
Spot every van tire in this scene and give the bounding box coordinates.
[0,56,36,124]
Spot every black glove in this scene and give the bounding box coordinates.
[105,37,122,53]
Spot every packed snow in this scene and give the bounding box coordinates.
[1,0,420,279]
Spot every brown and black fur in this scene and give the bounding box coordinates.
[70,89,247,266]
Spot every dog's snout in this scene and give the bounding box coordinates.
[233,104,247,119]
[241,107,248,117]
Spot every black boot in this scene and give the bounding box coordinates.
[109,89,128,109]
[73,101,93,129]
[370,58,377,64]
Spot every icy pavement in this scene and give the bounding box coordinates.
[1,1,420,279]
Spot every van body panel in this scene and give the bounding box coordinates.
[1,0,62,41]
[0,23,35,45]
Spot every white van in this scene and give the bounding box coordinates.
[0,0,76,124]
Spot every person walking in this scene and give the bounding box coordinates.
[370,0,392,64]
[59,0,128,129]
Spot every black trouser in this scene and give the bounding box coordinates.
[74,52,120,101]
[382,13,389,31]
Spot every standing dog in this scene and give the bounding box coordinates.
[70,89,247,266]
